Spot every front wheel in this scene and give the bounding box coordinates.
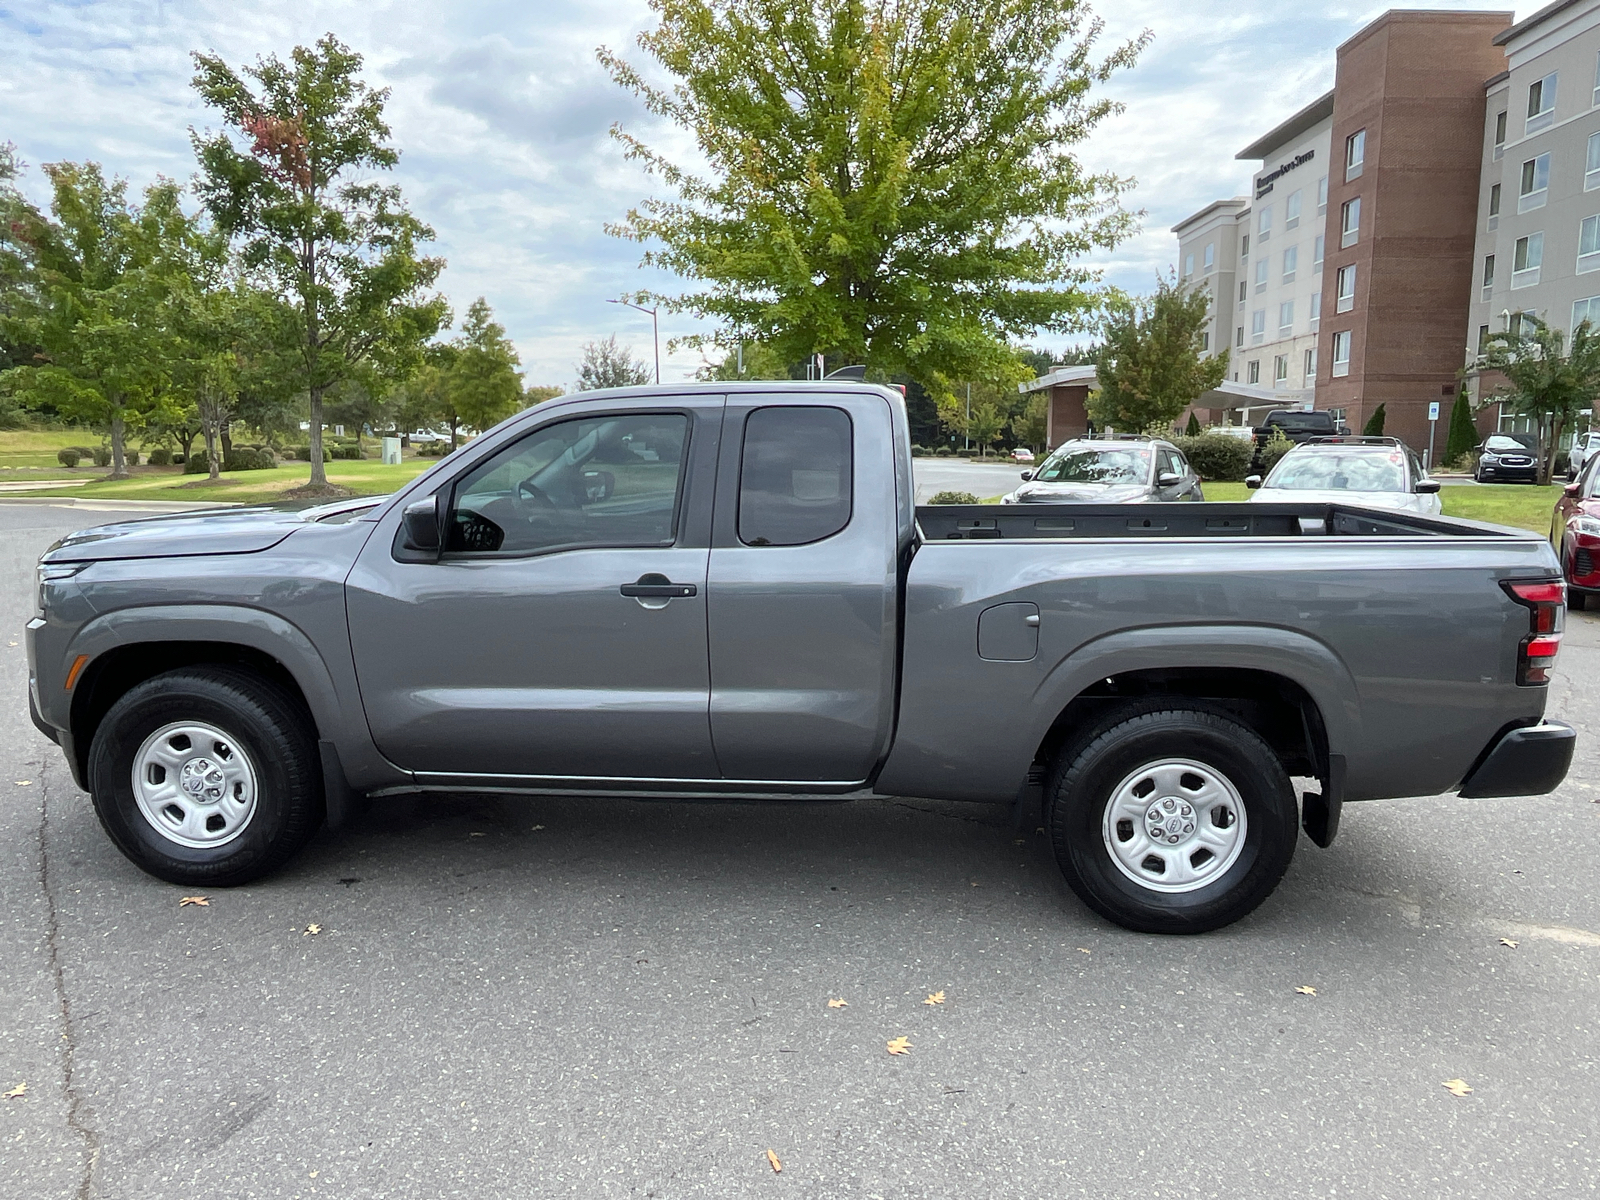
[88,667,325,886]
[1047,708,1299,934]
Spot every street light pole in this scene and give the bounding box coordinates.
[606,299,660,384]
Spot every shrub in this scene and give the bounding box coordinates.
[934,446,953,457]
[1171,432,1252,482]
[290,445,333,462]
[147,447,172,466]
[1362,403,1386,436]
[331,444,363,460]
[92,447,111,467]
[56,448,80,467]
[927,490,981,504]
[125,448,139,466]
[1185,411,1203,437]
[171,453,185,464]
[69,445,96,459]
[184,447,277,474]
[1256,429,1294,476]
[417,443,450,457]
[910,445,927,457]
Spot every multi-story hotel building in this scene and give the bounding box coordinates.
[1468,0,1600,439]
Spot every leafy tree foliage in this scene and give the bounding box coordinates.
[444,298,524,446]
[191,35,447,488]
[600,0,1147,399]
[1362,403,1386,436]
[1445,385,1478,464]
[523,385,565,408]
[1089,275,1227,433]
[575,335,653,391]
[1478,316,1600,484]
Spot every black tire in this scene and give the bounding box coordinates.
[1046,708,1298,934]
[88,666,324,886]
[1572,589,1589,612]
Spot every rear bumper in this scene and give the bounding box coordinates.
[1458,721,1576,798]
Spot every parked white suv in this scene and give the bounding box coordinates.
[1246,436,1442,516]
[1570,431,1599,480]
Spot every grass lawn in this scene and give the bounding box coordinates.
[0,428,107,473]
[12,458,437,504]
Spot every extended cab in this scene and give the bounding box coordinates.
[26,383,1577,933]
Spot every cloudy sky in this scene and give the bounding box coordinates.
[2,0,1532,386]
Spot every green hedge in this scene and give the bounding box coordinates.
[146,447,172,465]
[1171,433,1253,482]
[184,447,277,474]
[289,445,333,462]
[331,444,363,460]
[57,448,80,467]
[927,490,980,504]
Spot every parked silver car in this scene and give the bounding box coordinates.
[1247,437,1442,515]
[1001,437,1203,504]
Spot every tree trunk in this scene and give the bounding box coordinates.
[204,424,221,481]
[109,412,129,480]
[450,413,459,450]
[221,426,233,463]
[179,430,197,460]
[309,385,327,486]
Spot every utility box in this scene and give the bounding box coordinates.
[382,436,401,466]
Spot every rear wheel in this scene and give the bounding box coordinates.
[1047,708,1299,934]
[1572,589,1589,611]
[88,667,324,886]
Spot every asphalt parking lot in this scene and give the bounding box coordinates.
[2,499,1597,1200]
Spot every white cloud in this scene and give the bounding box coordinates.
[2,0,1528,376]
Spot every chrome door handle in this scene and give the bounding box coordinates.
[620,573,697,599]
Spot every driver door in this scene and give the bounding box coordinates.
[346,398,723,782]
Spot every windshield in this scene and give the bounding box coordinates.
[1265,450,1406,492]
[1267,412,1333,430]
[1033,446,1153,485]
[1485,435,1530,452]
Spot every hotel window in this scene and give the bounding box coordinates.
[1241,232,1250,259]
[1255,257,1269,292]
[1251,309,1266,343]
[1285,189,1302,230]
[1477,324,1491,357]
[1258,205,1272,242]
[1345,129,1366,181]
[1200,330,1210,352]
[1336,264,1357,313]
[1594,52,1600,107]
[1482,253,1495,300]
[1579,215,1600,274]
[1247,360,1261,384]
[1309,291,1321,328]
[1340,197,1361,248]
[1518,153,1551,212]
[1587,132,1600,191]
[1278,301,1294,333]
[1574,295,1600,330]
[1317,175,1328,214]
[1332,330,1351,378]
[1203,242,1215,272]
[1494,110,1507,159]
[1527,72,1557,134]
[1184,252,1195,277]
[1282,245,1297,283]
[1512,232,1543,288]
[1236,326,1244,348]
[1238,280,1247,309]
[1510,310,1539,337]
[1313,234,1324,271]
[1274,354,1289,386]
[1303,347,1317,381]
[1488,182,1501,230]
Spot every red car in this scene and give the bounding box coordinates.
[1552,452,1600,609]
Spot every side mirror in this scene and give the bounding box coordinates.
[1416,479,1442,494]
[1245,475,1263,490]
[1565,482,1582,497]
[402,495,441,551]
[1020,470,1033,481]
[1158,472,1182,487]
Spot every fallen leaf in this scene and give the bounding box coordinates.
[886,1036,912,1055]
[827,998,848,1009]
[1077,947,1091,954]
[469,832,486,838]
[14,780,31,786]
[1442,1078,1472,1097]
[766,1149,782,1173]
[923,991,946,1006]
[2,1082,24,1100]
[303,923,322,936]
[531,824,546,831]
[1294,986,1317,996]
[1499,938,1519,948]
[178,896,209,907]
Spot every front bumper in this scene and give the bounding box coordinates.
[1478,462,1539,481]
[1458,721,1576,798]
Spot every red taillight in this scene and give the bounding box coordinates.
[1503,578,1566,684]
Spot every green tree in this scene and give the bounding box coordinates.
[191,34,448,489]
[575,335,652,390]
[599,0,1147,400]
[1478,315,1600,484]
[1444,385,1478,464]
[1089,275,1227,432]
[0,164,194,476]
[1362,403,1386,436]
[1185,410,1202,436]
[1014,390,1049,450]
[523,384,565,408]
[444,298,524,447]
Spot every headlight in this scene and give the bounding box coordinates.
[36,562,85,611]
[1573,515,1600,538]
[1481,454,1499,464]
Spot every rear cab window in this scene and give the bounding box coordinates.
[738,407,853,546]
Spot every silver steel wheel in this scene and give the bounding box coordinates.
[1101,758,1248,894]
[131,721,260,850]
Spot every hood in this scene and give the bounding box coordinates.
[40,500,378,564]
[1007,482,1150,504]
[1250,487,1418,511]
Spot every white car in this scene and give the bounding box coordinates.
[1570,431,1600,480]
[1012,447,1035,463]
[1247,437,1442,516]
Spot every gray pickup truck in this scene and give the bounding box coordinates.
[26,383,1577,933]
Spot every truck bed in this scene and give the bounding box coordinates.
[915,502,1525,542]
